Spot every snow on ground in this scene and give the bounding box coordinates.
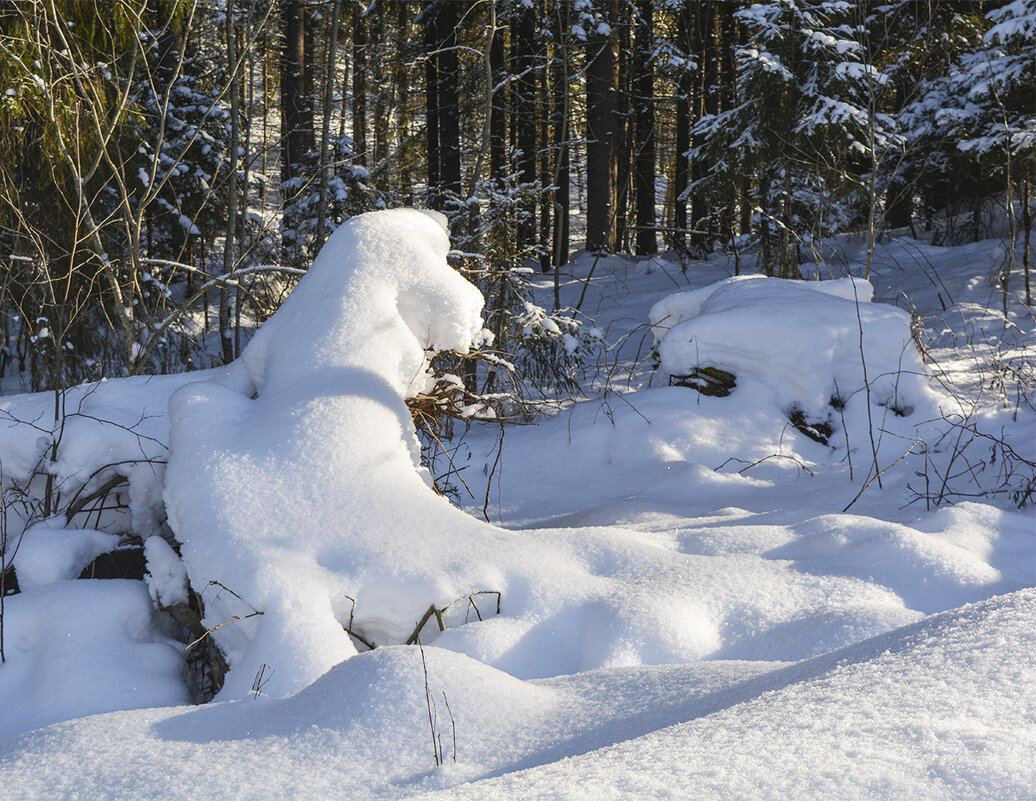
[0,590,1030,800]
[0,212,1033,799]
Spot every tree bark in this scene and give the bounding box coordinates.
[437,1,462,200]
[550,0,570,272]
[280,0,312,190]
[423,2,441,199]
[315,0,342,251]
[585,0,619,253]
[615,10,631,251]
[1023,162,1032,306]
[352,4,368,169]
[672,4,691,250]
[514,0,538,248]
[280,0,312,265]
[633,0,656,255]
[489,12,506,190]
[221,0,240,364]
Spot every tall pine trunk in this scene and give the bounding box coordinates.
[515,1,538,249]
[672,4,691,251]
[315,0,343,250]
[423,3,440,198]
[585,0,619,253]
[352,5,368,169]
[221,0,240,364]
[437,1,461,200]
[280,0,312,265]
[551,0,570,274]
[633,0,656,255]
[615,12,631,251]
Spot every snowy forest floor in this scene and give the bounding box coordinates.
[0,217,1033,800]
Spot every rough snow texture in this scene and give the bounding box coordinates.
[0,590,1030,800]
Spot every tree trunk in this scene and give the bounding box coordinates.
[633,0,656,255]
[691,1,720,237]
[514,0,538,248]
[672,4,691,250]
[437,1,462,200]
[615,10,631,251]
[423,2,440,199]
[372,3,388,172]
[539,1,552,273]
[1023,161,1032,306]
[315,0,342,250]
[551,0,570,273]
[280,0,311,188]
[221,0,240,364]
[585,0,619,253]
[280,0,312,264]
[489,12,506,190]
[352,4,368,169]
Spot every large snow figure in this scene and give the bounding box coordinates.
[163,209,500,697]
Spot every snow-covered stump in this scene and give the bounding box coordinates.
[649,275,941,471]
[163,209,507,698]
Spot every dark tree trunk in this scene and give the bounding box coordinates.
[489,15,506,189]
[691,1,721,236]
[672,5,691,250]
[423,2,440,198]
[633,0,656,255]
[352,4,368,169]
[221,0,240,363]
[585,0,619,253]
[539,0,552,274]
[551,0,570,270]
[1023,162,1032,306]
[515,0,538,248]
[372,3,388,171]
[281,0,312,190]
[615,9,631,251]
[315,0,342,250]
[437,1,462,200]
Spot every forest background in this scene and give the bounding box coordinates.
[0,0,1032,396]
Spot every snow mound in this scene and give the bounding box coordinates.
[0,581,189,742]
[163,209,499,697]
[12,521,120,590]
[650,275,930,419]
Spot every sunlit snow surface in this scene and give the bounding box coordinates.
[0,211,1033,799]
